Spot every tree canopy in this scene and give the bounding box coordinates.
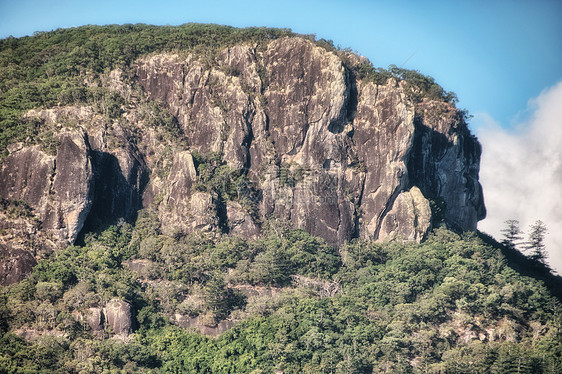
[1,219,561,373]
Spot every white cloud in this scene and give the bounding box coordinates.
[477,80,562,274]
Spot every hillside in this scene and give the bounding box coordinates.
[2,224,561,373]
[0,24,560,373]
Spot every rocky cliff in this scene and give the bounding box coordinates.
[0,36,485,284]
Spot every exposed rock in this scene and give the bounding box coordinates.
[0,197,44,283]
[0,145,54,208]
[132,37,484,247]
[407,100,486,230]
[158,151,199,235]
[0,130,94,245]
[136,49,259,170]
[226,201,259,239]
[0,107,151,278]
[353,80,416,241]
[0,36,486,282]
[86,120,149,229]
[262,37,349,157]
[0,243,37,285]
[50,130,94,243]
[188,192,218,233]
[378,186,432,242]
[86,307,104,332]
[255,38,356,246]
[104,299,132,335]
[173,314,236,337]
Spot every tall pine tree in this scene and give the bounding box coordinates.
[525,220,548,264]
[501,219,523,250]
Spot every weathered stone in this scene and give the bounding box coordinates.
[407,100,486,230]
[86,121,149,228]
[188,192,218,233]
[104,299,132,335]
[50,131,94,243]
[353,80,416,241]
[173,313,237,337]
[378,186,432,242]
[263,37,349,157]
[0,36,487,283]
[136,48,259,170]
[80,38,488,245]
[0,244,37,285]
[0,145,54,207]
[158,151,199,234]
[226,201,259,239]
[86,307,104,332]
[0,130,94,245]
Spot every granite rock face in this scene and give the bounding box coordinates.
[81,300,133,335]
[0,130,93,245]
[0,244,37,285]
[86,307,104,332]
[0,36,485,283]
[378,186,432,242]
[134,37,485,246]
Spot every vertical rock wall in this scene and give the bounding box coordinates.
[0,36,486,284]
[135,37,485,247]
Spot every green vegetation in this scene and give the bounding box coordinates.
[344,60,459,105]
[0,77,126,157]
[1,24,558,373]
[1,213,561,373]
[501,219,523,249]
[387,65,459,103]
[0,24,294,156]
[1,23,467,157]
[1,24,293,85]
[139,101,184,143]
[525,220,548,265]
[0,196,36,220]
[279,162,306,187]
[501,219,551,269]
[192,151,257,216]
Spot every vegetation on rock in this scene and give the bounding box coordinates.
[0,24,557,373]
[1,23,464,156]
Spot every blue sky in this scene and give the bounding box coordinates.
[1,0,561,131]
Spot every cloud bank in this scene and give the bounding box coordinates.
[477,80,562,274]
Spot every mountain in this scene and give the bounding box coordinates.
[0,24,484,284]
[0,24,560,373]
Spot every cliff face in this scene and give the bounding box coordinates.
[134,37,485,242]
[0,37,485,283]
[0,129,93,244]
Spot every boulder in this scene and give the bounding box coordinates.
[104,299,132,335]
[378,186,432,242]
[86,307,104,332]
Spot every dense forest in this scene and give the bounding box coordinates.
[1,24,561,373]
[2,218,561,373]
